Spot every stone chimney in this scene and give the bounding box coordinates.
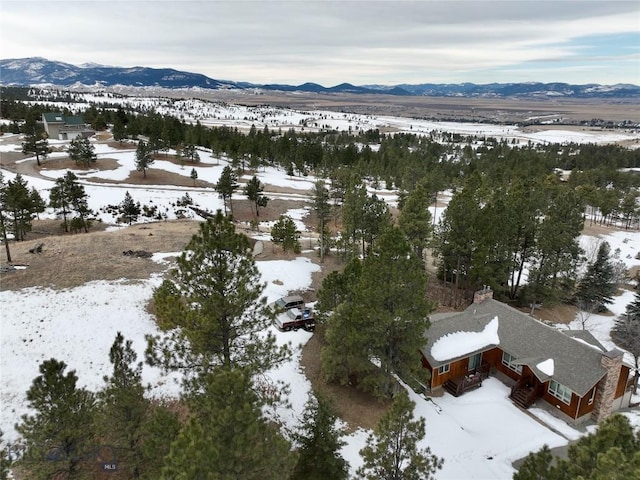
[473,286,493,304]
[591,349,624,423]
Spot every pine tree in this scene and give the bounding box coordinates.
[512,445,558,480]
[68,137,97,167]
[119,191,141,225]
[0,430,11,480]
[322,228,431,398]
[575,241,616,313]
[271,215,301,253]
[49,171,92,233]
[356,391,443,480]
[0,173,10,262]
[135,140,154,178]
[290,393,349,480]
[215,165,238,216]
[147,211,290,392]
[398,181,433,260]
[514,414,640,480]
[611,291,640,391]
[22,131,51,167]
[161,368,295,480]
[16,359,95,480]
[244,175,268,217]
[2,173,37,241]
[97,332,179,479]
[190,167,198,186]
[312,180,332,261]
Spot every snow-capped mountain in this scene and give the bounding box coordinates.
[1,57,639,98]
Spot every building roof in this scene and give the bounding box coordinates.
[42,112,66,123]
[421,299,611,397]
[42,113,86,125]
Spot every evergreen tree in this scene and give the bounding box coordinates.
[271,215,301,253]
[112,115,126,143]
[190,167,198,186]
[244,175,268,217]
[342,181,369,256]
[68,137,97,167]
[290,393,349,480]
[356,391,443,480]
[526,187,584,306]
[322,228,431,398]
[514,414,640,480]
[0,173,11,262]
[135,140,154,178]
[0,430,11,480]
[119,191,141,225]
[215,165,238,216]
[49,174,72,232]
[398,181,433,260]
[97,332,180,480]
[611,291,640,391]
[50,171,92,233]
[312,180,332,261]
[512,445,558,480]
[2,173,37,241]
[315,257,362,316]
[22,131,50,166]
[575,241,616,313]
[147,211,289,392]
[183,144,200,163]
[161,368,295,480]
[16,359,95,480]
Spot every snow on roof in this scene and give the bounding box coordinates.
[536,358,554,376]
[431,316,499,362]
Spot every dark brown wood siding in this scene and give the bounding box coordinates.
[430,357,469,388]
[615,365,630,399]
[576,386,597,418]
[542,388,580,419]
[480,347,503,367]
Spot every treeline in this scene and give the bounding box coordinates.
[3,87,640,308]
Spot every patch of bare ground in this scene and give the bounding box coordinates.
[0,219,201,290]
[300,324,391,433]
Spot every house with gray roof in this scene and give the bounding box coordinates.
[420,288,633,424]
[42,113,94,140]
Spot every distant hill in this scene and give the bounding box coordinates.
[2,57,639,99]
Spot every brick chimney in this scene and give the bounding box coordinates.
[473,286,493,304]
[591,349,624,422]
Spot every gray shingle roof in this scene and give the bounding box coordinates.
[421,299,608,397]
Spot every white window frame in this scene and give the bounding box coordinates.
[501,352,523,374]
[588,386,596,405]
[438,363,450,375]
[548,379,573,405]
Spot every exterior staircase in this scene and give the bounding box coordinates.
[510,377,539,409]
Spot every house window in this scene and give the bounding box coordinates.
[588,387,596,405]
[469,353,482,371]
[548,380,573,405]
[438,363,450,375]
[501,352,523,374]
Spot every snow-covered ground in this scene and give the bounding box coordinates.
[1,103,639,478]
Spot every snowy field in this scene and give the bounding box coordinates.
[23,91,640,146]
[1,103,639,478]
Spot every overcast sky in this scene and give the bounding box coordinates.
[1,0,639,86]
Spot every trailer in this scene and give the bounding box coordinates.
[275,306,315,332]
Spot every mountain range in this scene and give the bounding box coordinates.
[1,57,639,99]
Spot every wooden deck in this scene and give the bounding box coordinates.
[443,362,490,397]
